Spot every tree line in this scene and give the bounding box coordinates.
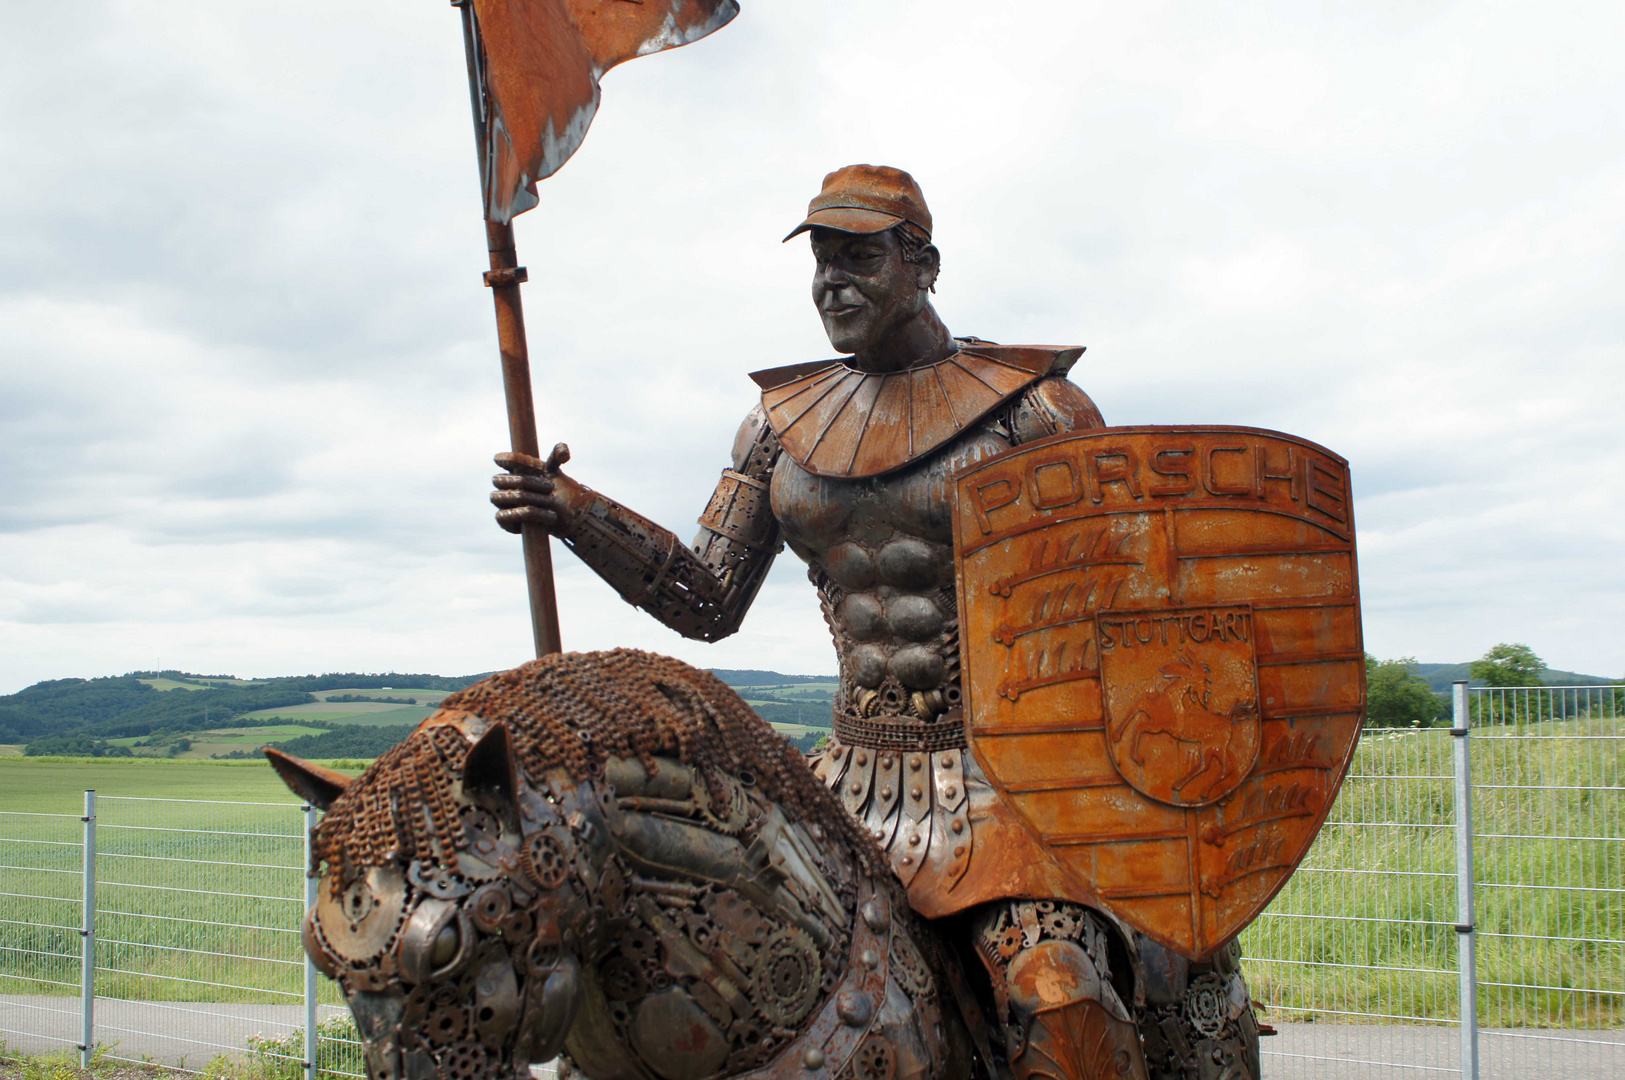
[1365,642,1617,727]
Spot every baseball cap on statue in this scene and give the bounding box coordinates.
[783,164,933,241]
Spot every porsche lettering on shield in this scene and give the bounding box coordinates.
[953,427,1365,959]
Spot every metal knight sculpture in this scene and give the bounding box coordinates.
[270,165,1362,1080]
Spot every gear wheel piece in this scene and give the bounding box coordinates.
[423,1002,469,1048]
[599,954,648,1003]
[853,1035,898,1080]
[622,927,659,963]
[993,924,1024,960]
[522,831,571,891]
[753,928,821,1028]
[1040,906,1083,941]
[1184,973,1229,1038]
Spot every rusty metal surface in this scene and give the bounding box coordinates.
[952,426,1364,959]
[481,219,562,655]
[753,345,1079,480]
[272,651,968,1080]
[463,0,738,223]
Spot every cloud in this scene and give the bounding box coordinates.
[1,0,1621,691]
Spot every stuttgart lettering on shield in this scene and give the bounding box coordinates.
[1097,605,1261,807]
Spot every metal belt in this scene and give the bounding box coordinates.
[832,711,967,752]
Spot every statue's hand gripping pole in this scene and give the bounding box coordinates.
[481,218,564,656]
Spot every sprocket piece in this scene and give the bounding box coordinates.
[315,865,407,964]
[599,954,648,1003]
[522,831,571,891]
[1183,973,1228,1038]
[1041,906,1082,941]
[439,1040,489,1080]
[424,1001,469,1048]
[753,927,821,1028]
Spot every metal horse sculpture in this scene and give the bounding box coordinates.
[268,650,972,1080]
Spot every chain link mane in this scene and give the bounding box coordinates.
[311,649,885,885]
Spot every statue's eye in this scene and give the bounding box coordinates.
[430,919,460,968]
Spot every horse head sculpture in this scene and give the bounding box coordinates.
[268,650,971,1080]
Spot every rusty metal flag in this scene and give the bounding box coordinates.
[952,426,1366,958]
[461,0,740,222]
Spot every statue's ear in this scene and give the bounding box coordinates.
[463,723,521,827]
[264,748,351,810]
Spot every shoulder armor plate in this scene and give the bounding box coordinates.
[750,342,1085,479]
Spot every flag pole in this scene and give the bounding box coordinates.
[456,0,563,657]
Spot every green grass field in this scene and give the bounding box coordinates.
[308,687,451,704]
[1,719,1616,1028]
[0,758,365,813]
[136,677,208,692]
[237,703,439,727]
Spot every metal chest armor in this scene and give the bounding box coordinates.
[541,340,1105,917]
[755,343,1107,917]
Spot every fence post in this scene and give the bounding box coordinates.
[79,789,96,1071]
[304,803,319,1080]
[1451,682,1480,1080]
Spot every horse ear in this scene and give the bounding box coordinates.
[463,723,521,826]
[265,747,351,810]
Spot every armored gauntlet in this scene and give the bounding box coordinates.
[556,411,783,642]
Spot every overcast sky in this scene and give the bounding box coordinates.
[1,1,1621,692]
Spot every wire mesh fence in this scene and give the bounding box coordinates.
[1468,687,1624,1079]
[2,686,1620,1080]
[0,805,85,1058]
[89,796,359,1077]
[0,797,363,1079]
[1241,684,1624,1079]
[1239,724,1464,1075]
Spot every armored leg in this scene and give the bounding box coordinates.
[1134,937,1259,1080]
[972,901,1148,1080]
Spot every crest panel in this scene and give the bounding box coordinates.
[953,426,1365,958]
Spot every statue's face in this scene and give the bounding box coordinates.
[810,227,928,356]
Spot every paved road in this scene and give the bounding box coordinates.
[1,996,351,1071]
[4,997,1620,1078]
[1260,1024,1622,1080]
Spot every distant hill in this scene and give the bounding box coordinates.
[710,669,837,686]
[0,666,834,760]
[0,669,493,752]
[1411,663,1619,693]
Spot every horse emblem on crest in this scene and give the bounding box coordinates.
[1098,606,1262,808]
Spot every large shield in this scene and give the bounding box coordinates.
[952,426,1365,958]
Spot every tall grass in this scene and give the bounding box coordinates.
[1240,717,1623,1027]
